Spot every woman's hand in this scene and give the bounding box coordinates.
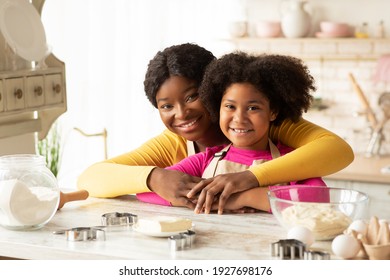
[147,168,202,209]
[186,170,259,214]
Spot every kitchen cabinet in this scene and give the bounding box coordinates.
[0,0,66,142]
[0,69,65,114]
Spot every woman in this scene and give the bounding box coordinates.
[77,43,353,210]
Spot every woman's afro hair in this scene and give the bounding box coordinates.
[144,43,216,108]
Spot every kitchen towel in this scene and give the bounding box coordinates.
[374,54,390,83]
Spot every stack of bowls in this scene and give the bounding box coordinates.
[316,21,352,38]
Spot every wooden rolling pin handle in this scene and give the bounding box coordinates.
[58,190,89,210]
[348,73,378,129]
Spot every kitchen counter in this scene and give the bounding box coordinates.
[325,154,390,184]
[0,195,333,260]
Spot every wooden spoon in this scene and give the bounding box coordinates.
[58,190,89,210]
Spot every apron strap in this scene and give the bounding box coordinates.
[201,144,231,178]
[202,139,280,178]
[268,139,281,159]
[186,140,196,156]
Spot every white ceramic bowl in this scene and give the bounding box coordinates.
[255,21,281,38]
[268,186,369,240]
[228,21,247,38]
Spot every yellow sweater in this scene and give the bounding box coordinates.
[77,118,354,197]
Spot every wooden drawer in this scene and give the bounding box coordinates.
[45,74,63,105]
[26,76,45,108]
[0,80,4,112]
[5,77,25,111]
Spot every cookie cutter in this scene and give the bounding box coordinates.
[53,227,106,242]
[101,212,138,226]
[53,212,137,241]
[168,230,196,251]
[270,239,306,260]
[303,249,330,260]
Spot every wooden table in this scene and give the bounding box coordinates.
[0,195,332,260]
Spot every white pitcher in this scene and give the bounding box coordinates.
[280,0,312,38]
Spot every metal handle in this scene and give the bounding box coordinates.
[34,86,43,96]
[14,88,23,99]
[53,84,61,93]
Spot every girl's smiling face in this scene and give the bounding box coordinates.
[219,82,277,150]
[156,76,212,142]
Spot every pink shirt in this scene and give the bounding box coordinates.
[136,142,326,206]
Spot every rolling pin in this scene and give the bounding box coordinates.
[58,190,89,210]
[348,73,378,129]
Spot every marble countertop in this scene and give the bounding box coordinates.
[325,154,390,184]
[0,195,333,260]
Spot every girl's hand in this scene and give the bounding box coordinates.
[210,192,255,213]
[186,170,259,214]
[148,168,202,209]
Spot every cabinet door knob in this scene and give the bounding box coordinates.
[14,89,23,99]
[53,84,61,93]
[0,92,2,102]
[34,86,43,96]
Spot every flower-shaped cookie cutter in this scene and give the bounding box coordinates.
[168,230,196,251]
[270,239,306,259]
[53,226,106,241]
[101,212,138,227]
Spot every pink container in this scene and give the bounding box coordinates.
[319,21,351,37]
[255,21,281,38]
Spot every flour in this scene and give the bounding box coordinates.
[282,204,352,240]
[0,179,59,227]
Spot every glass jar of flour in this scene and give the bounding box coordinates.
[0,154,60,230]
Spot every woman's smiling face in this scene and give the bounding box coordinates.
[156,76,212,142]
[219,82,276,150]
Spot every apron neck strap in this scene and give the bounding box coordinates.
[268,139,281,159]
[212,139,280,160]
[186,140,196,156]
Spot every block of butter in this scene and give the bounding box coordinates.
[137,216,192,233]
